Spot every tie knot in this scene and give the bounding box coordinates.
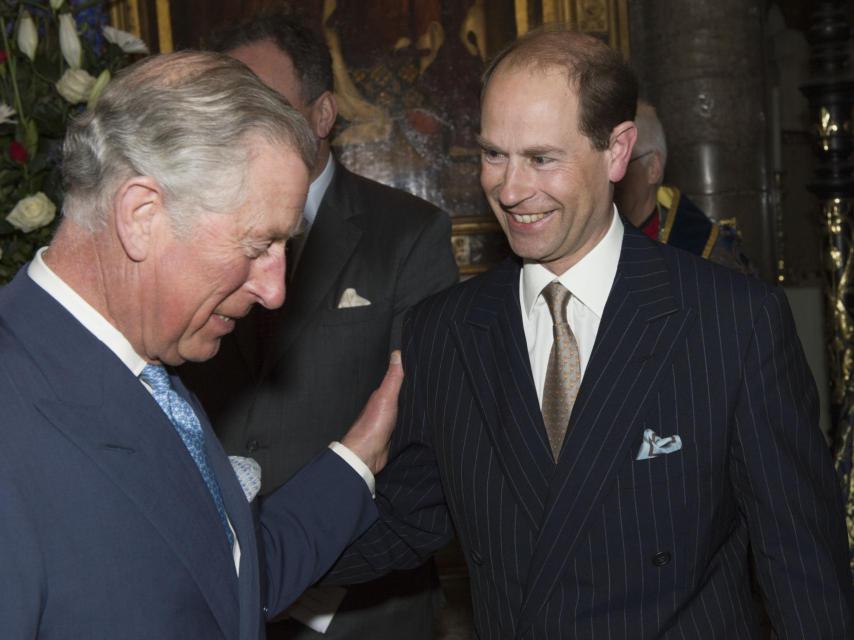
[541,281,571,325]
[140,364,172,393]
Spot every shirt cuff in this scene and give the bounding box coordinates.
[328,442,376,498]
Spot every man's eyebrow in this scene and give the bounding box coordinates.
[475,136,565,158]
[475,134,499,151]
[521,145,565,157]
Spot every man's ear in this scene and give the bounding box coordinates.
[606,121,637,183]
[113,176,165,262]
[308,90,338,140]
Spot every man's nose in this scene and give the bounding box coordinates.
[252,251,286,310]
[497,161,535,210]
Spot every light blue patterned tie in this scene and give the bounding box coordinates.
[140,364,234,547]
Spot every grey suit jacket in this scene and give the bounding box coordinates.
[182,163,458,639]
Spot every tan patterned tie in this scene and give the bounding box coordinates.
[541,281,581,461]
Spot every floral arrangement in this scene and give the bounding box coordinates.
[0,0,147,284]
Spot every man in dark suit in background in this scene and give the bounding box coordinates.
[181,10,457,640]
[0,51,402,640]
[328,27,854,638]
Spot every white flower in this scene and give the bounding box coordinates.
[87,69,111,109]
[58,13,82,69]
[6,193,56,233]
[50,0,64,9]
[0,103,17,126]
[56,68,96,104]
[17,12,38,62]
[102,25,149,55]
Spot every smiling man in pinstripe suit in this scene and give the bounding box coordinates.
[327,27,853,638]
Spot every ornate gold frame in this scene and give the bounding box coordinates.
[514,0,629,57]
[110,0,174,53]
[451,216,506,276]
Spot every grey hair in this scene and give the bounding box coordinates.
[61,50,316,233]
[633,99,668,170]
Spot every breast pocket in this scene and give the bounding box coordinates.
[624,444,688,489]
[319,302,387,326]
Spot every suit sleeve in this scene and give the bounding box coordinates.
[389,209,457,350]
[0,449,44,637]
[728,288,854,637]
[323,310,455,584]
[260,449,379,616]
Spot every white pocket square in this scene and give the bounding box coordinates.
[337,288,371,309]
[229,456,262,502]
[635,428,682,461]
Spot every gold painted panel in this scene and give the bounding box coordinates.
[110,0,174,53]
[517,0,630,57]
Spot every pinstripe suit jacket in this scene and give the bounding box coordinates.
[331,223,853,638]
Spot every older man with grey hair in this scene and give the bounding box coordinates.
[0,51,401,640]
[614,99,753,272]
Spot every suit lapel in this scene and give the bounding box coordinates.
[3,276,240,638]
[454,259,553,528]
[260,165,362,377]
[186,379,262,640]
[516,229,695,634]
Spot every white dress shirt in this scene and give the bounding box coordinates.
[27,246,376,575]
[303,154,335,228]
[520,208,623,406]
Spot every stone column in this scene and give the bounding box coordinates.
[628,0,774,279]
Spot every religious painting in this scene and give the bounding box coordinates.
[286,0,507,275]
[122,0,629,275]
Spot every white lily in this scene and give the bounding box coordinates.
[17,12,37,62]
[102,25,149,55]
[59,13,82,69]
[0,103,17,126]
[56,68,97,104]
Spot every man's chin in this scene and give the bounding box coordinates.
[177,338,222,365]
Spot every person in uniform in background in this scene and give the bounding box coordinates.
[614,99,754,274]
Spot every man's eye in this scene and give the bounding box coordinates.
[481,148,504,162]
[247,244,270,259]
[532,155,552,166]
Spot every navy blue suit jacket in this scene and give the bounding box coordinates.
[331,224,853,638]
[0,270,377,639]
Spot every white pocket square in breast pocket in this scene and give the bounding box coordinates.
[337,288,371,309]
[636,428,682,461]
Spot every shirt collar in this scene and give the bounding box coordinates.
[27,247,148,377]
[303,155,335,227]
[521,206,623,318]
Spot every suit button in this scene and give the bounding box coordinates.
[652,552,671,567]
[246,439,260,453]
[470,550,483,566]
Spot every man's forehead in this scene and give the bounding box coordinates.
[489,59,573,90]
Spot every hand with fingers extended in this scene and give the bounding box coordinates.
[340,350,403,475]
